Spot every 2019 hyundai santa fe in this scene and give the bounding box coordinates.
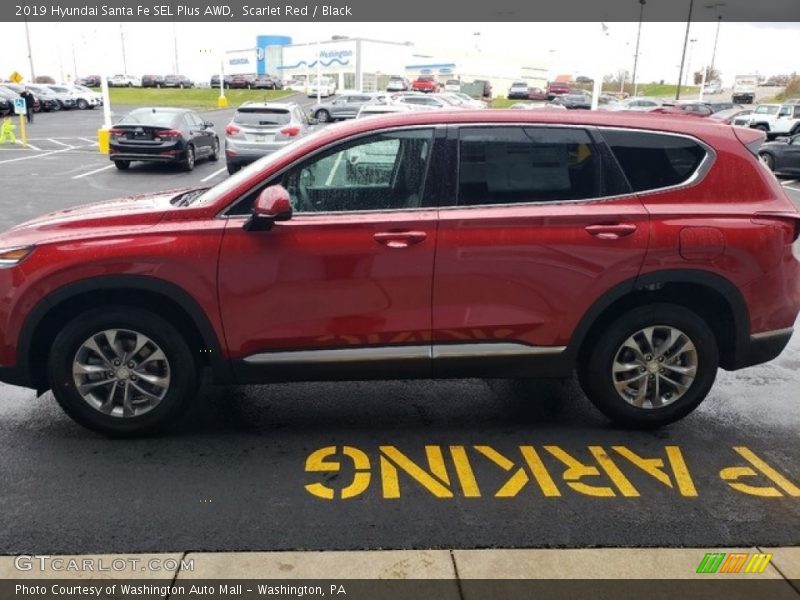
[0,110,798,436]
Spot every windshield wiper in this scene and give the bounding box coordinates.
[171,188,209,207]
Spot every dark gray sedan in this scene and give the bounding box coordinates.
[758,134,800,176]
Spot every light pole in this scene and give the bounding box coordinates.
[24,19,36,81]
[675,0,695,101]
[120,24,128,73]
[706,3,725,83]
[685,38,697,87]
[631,0,646,98]
[172,22,180,74]
[473,32,481,53]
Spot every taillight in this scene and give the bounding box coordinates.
[157,129,182,141]
[280,125,301,137]
[225,123,241,135]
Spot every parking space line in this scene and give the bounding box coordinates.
[24,142,41,151]
[0,147,74,165]
[48,139,75,148]
[72,164,115,179]
[79,137,98,145]
[200,167,227,182]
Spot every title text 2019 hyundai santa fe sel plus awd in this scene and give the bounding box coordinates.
[0,111,798,436]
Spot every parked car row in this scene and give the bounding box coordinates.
[77,74,196,88]
[0,82,103,115]
[209,74,284,90]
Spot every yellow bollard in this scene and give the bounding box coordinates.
[18,114,27,147]
[217,95,228,108]
[97,128,110,154]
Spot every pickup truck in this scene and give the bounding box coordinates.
[546,81,570,100]
[732,75,757,104]
[411,75,440,93]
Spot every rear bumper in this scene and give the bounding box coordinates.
[225,141,290,164]
[109,151,182,163]
[730,327,794,370]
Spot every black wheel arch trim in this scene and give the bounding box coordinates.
[566,269,750,370]
[16,274,232,389]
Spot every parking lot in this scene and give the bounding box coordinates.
[0,100,798,555]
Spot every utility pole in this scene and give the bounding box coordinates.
[675,0,694,101]
[706,3,725,82]
[631,0,646,97]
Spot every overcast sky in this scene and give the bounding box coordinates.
[1,21,797,86]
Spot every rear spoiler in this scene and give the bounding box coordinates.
[733,126,766,155]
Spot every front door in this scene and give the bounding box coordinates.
[218,127,439,381]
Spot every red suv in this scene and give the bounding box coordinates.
[1,111,798,436]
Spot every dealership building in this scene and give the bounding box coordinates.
[224,35,550,96]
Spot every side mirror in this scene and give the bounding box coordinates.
[244,185,293,231]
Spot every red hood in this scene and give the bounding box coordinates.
[0,188,189,247]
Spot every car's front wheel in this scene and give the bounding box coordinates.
[47,307,198,436]
[759,152,775,171]
[578,304,718,427]
[76,99,88,110]
[114,160,130,170]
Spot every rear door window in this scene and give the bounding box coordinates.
[456,126,613,205]
[600,129,708,193]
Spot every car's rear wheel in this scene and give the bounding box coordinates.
[759,153,775,171]
[114,160,130,170]
[578,304,718,427]
[315,109,330,123]
[47,307,198,437]
[209,137,220,161]
[227,162,241,175]
[181,144,195,171]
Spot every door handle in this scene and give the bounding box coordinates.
[585,223,638,240]
[373,231,427,249]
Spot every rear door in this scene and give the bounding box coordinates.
[432,125,649,376]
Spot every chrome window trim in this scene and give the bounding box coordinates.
[444,123,716,210]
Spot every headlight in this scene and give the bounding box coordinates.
[0,246,35,268]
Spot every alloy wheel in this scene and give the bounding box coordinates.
[72,329,171,418]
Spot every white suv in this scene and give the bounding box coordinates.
[747,103,800,139]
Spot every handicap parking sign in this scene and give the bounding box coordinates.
[13,98,26,115]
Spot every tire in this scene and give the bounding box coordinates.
[577,303,719,428]
[315,109,330,123]
[227,162,241,175]
[47,307,198,437]
[114,160,130,170]
[759,152,775,171]
[181,144,195,171]
[76,99,88,110]
[209,137,219,162]
[753,124,768,132]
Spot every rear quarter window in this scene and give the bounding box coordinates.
[599,129,708,193]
